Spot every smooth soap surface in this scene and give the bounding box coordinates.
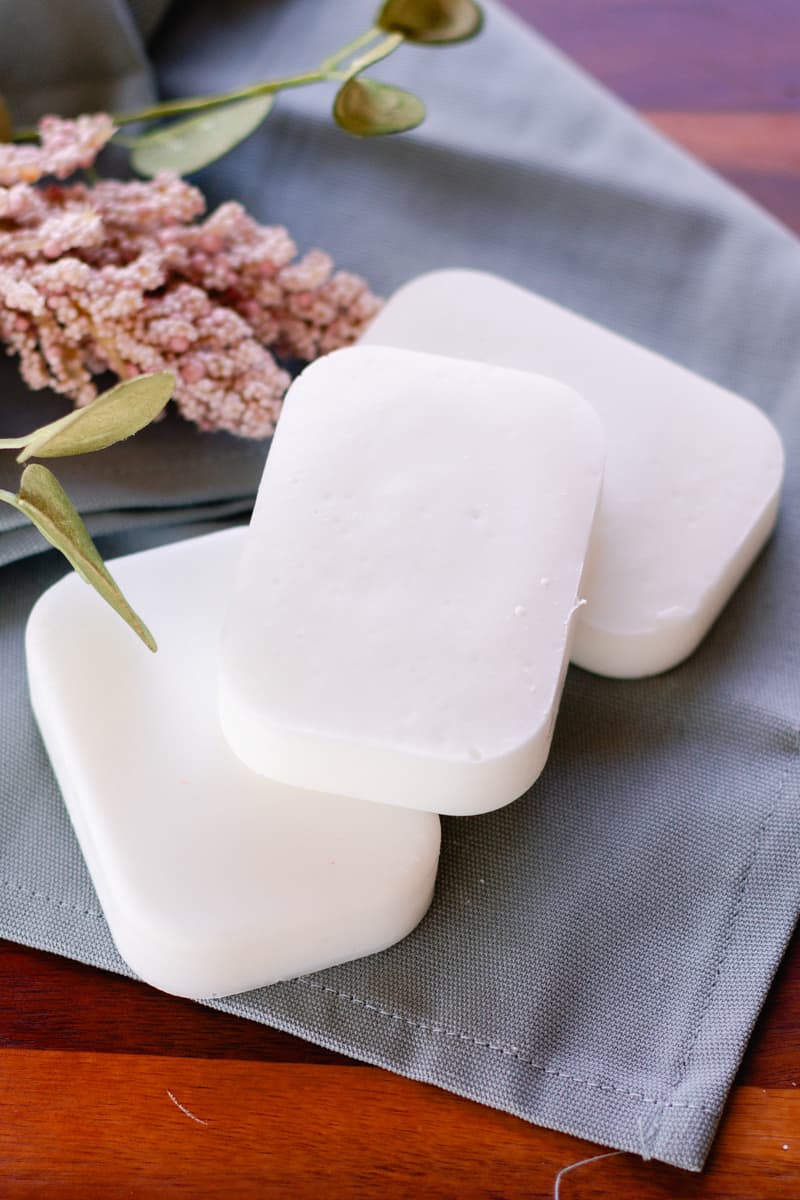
[219,346,604,815]
[362,270,785,677]
[25,528,440,1000]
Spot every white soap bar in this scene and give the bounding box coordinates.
[25,528,440,1000]
[219,346,604,816]
[362,270,785,678]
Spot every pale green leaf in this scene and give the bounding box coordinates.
[129,95,275,178]
[14,464,156,651]
[0,95,12,143]
[0,435,29,451]
[376,0,483,43]
[333,78,425,137]
[17,371,174,463]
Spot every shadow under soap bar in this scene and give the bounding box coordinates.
[219,346,604,816]
[25,528,440,1000]
[361,270,785,678]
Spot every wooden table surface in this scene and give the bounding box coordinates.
[1,2,798,1196]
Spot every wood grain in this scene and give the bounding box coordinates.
[1,3,798,1196]
[642,114,800,174]
[0,942,350,1064]
[2,934,798,1083]
[0,1051,798,1199]
[505,0,800,110]
[507,0,800,232]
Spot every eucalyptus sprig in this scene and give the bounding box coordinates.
[0,372,175,651]
[12,0,483,177]
[0,0,483,650]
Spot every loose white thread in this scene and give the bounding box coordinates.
[166,1089,209,1126]
[553,1150,623,1199]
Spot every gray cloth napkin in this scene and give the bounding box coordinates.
[1,0,798,1172]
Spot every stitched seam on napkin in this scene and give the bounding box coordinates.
[292,733,798,1120]
[5,727,792,1126]
[292,977,711,1113]
[0,877,104,919]
[1,868,707,1114]
[669,725,799,1090]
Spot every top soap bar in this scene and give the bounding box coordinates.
[362,270,785,677]
[219,346,603,815]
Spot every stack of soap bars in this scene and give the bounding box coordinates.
[26,270,784,1000]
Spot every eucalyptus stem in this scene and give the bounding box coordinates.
[110,28,400,129]
[8,2,485,148]
[11,64,331,142]
[112,70,329,128]
[0,0,484,651]
[320,26,383,73]
[108,30,402,130]
[341,32,404,79]
[12,26,405,141]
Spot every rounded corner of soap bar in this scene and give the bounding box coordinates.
[442,740,552,817]
[26,528,442,1002]
[367,267,507,307]
[574,450,784,680]
[219,683,553,818]
[86,792,442,1001]
[433,713,560,815]
[365,268,786,679]
[106,844,440,1001]
[221,348,602,816]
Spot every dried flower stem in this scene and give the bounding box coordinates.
[12,29,402,141]
[7,4,485,164]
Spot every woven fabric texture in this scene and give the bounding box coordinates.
[0,0,797,1170]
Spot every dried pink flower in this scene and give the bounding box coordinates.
[0,116,381,437]
[0,114,115,186]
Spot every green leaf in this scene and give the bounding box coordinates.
[376,0,483,43]
[17,371,174,463]
[0,95,12,143]
[333,78,425,137]
[129,95,275,178]
[9,465,157,651]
